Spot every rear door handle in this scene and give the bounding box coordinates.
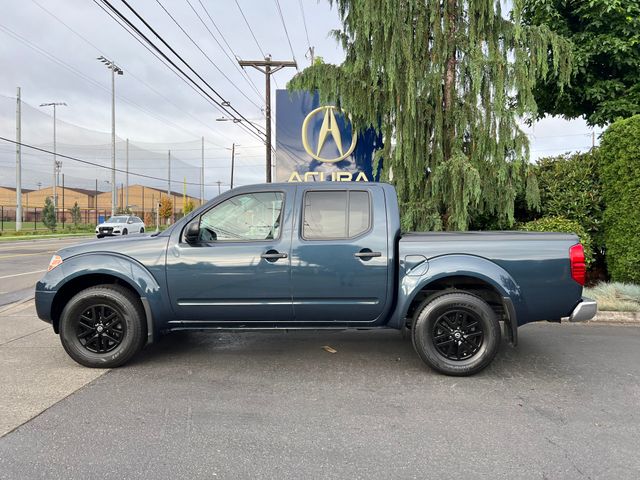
[354,250,382,259]
[261,251,288,261]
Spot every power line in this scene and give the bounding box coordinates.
[188,0,265,104]
[31,0,231,147]
[91,0,239,146]
[0,136,246,187]
[96,0,266,143]
[116,0,265,137]
[273,0,299,71]
[234,0,265,58]
[154,0,262,110]
[298,0,311,50]
[0,22,215,144]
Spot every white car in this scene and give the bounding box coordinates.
[96,215,145,238]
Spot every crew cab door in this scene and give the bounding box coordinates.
[165,188,294,323]
[290,186,390,323]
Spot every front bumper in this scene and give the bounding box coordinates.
[567,296,598,322]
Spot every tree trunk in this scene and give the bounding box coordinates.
[443,0,457,162]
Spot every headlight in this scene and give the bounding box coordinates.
[48,255,63,272]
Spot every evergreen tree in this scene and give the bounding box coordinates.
[71,202,82,226]
[290,0,572,230]
[42,197,56,231]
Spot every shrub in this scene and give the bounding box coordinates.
[583,282,640,312]
[535,151,603,247]
[599,115,640,283]
[518,216,593,267]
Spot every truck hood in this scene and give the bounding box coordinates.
[56,234,170,260]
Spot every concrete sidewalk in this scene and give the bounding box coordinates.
[0,301,107,437]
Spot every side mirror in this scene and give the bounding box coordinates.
[184,221,201,245]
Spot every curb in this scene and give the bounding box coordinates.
[589,311,640,324]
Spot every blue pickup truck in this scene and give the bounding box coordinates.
[36,182,597,376]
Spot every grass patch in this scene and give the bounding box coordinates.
[584,282,640,312]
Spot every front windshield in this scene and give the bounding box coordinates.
[105,216,128,223]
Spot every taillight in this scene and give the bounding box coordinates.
[569,244,586,286]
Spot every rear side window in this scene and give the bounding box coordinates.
[302,190,371,240]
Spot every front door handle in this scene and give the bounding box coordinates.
[261,250,288,261]
[354,250,382,259]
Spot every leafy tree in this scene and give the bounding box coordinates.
[42,197,56,231]
[144,211,154,228]
[598,115,640,282]
[70,202,82,226]
[183,200,195,215]
[290,0,572,230]
[158,196,173,224]
[522,0,640,126]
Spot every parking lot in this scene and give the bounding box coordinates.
[0,244,639,480]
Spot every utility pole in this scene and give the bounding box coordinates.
[167,150,171,197]
[201,136,205,205]
[16,87,22,232]
[39,101,67,213]
[592,131,596,148]
[230,143,236,189]
[125,138,129,210]
[97,56,123,217]
[238,56,297,182]
[62,173,65,228]
[216,181,222,195]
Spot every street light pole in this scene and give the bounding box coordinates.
[39,101,67,213]
[97,56,123,217]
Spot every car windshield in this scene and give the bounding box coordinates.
[105,216,128,223]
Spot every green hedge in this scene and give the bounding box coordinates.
[599,115,640,283]
[535,151,603,248]
[518,216,593,267]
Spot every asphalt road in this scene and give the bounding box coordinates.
[0,237,93,306]
[1,321,639,479]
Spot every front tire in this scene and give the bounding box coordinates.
[59,285,146,368]
[122,228,128,235]
[412,291,501,376]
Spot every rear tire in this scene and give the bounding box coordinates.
[59,285,146,368]
[139,227,144,233]
[412,291,501,376]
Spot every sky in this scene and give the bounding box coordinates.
[0,0,603,199]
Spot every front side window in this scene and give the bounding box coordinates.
[302,190,371,240]
[199,192,284,242]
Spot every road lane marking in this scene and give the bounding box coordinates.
[0,251,55,259]
[0,270,47,280]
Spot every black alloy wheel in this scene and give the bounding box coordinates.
[432,309,484,361]
[412,291,501,376]
[76,305,126,353]
[59,285,146,368]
